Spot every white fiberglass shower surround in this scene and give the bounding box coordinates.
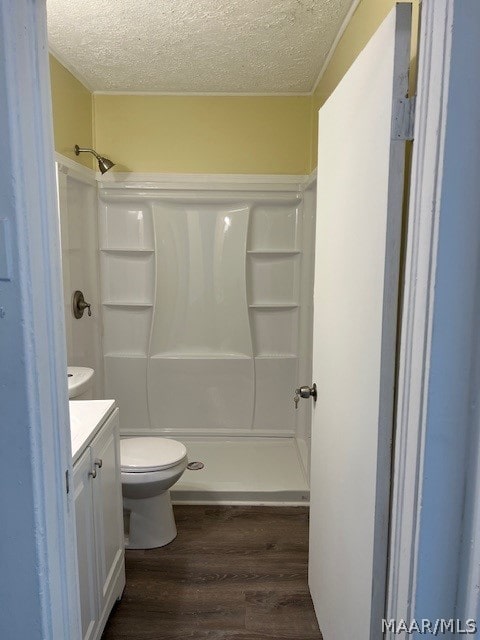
[57,158,316,503]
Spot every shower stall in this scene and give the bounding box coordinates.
[58,160,316,504]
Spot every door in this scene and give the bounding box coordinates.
[73,449,98,640]
[308,5,412,640]
[91,409,124,614]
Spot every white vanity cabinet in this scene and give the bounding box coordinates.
[72,406,125,640]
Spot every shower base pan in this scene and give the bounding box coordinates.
[170,437,309,506]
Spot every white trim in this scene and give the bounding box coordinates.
[98,171,309,192]
[93,90,312,97]
[120,429,296,439]
[55,152,316,192]
[386,0,453,633]
[304,168,317,189]
[310,0,361,97]
[56,154,307,190]
[55,152,97,185]
[1,2,80,638]
[98,171,307,184]
[54,153,314,192]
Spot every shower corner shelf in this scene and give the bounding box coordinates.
[249,303,299,309]
[149,352,252,360]
[100,247,155,253]
[247,250,301,256]
[102,301,153,308]
[104,351,148,358]
[254,354,298,359]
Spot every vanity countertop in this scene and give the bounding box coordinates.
[70,399,116,463]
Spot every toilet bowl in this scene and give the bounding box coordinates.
[120,437,188,549]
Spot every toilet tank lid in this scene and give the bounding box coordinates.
[120,437,187,472]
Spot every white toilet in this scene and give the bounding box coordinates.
[120,437,188,549]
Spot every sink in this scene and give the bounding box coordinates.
[68,366,95,399]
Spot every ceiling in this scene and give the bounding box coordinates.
[46,0,354,94]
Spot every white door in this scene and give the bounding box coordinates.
[308,5,412,640]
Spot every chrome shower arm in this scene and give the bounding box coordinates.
[74,145,100,159]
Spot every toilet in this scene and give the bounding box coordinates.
[120,437,188,549]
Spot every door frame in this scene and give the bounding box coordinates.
[387,0,480,630]
[0,1,79,638]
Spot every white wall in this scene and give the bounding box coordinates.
[56,161,104,398]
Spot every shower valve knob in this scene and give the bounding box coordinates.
[72,290,92,319]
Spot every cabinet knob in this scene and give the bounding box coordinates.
[94,458,103,469]
[88,467,97,479]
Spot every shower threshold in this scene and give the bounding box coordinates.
[171,437,309,506]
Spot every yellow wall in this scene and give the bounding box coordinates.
[309,0,420,170]
[49,55,94,169]
[49,59,311,174]
[93,94,311,174]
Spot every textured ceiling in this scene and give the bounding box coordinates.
[46,0,354,93]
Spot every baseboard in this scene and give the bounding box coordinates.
[172,499,310,507]
[171,489,309,505]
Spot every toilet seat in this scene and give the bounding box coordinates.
[121,437,187,473]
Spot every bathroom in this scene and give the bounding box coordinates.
[7,0,462,637]
[43,0,422,638]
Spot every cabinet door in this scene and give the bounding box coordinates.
[91,408,124,611]
[73,449,98,640]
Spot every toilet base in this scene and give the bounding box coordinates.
[123,489,177,549]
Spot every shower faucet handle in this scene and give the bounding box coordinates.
[72,290,92,319]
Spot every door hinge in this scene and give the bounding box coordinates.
[65,469,70,494]
[392,96,416,141]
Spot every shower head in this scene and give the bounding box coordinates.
[74,145,115,174]
[97,156,115,174]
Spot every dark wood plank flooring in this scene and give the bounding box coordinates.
[102,505,322,640]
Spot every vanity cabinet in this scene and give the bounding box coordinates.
[73,407,125,640]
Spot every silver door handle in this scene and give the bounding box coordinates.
[295,383,317,401]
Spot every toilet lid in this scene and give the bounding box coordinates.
[120,437,187,472]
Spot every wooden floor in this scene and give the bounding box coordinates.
[102,505,322,640]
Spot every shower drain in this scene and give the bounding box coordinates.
[187,461,205,471]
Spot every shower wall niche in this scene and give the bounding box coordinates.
[99,184,313,444]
